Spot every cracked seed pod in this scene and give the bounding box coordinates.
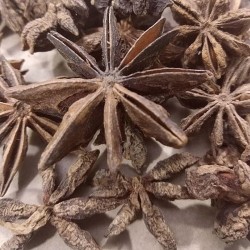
[179,57,250,156]
[90,152,198,249]
[169,0,250,78]
[8,8,213,173]
[0,150,101,250]
[0,56,58,196]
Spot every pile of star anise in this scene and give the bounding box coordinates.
[0,0,250,249]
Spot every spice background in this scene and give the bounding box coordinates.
[0,28,249,250]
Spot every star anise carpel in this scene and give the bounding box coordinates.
[89,152,198,250]
[169,0,250,78]
[94,0,168,18]
[0,56,58,196]
[0,0,89,53]
[179,57,250,156]
[0,150,103,250]
[21,0,89,53]
[185,158,250,243]
[7,7,213,173]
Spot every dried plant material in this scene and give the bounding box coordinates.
[201,143,242,167]
[185,157,250,243]
[22,0,89,53]
[0,59,25,74]
[170,0,250,78]
[0,57,58,196]
[0,234,32,250]
[50,217,99,250]
[0,199,37,221]
[0,0,27,33]
[123,118,147,173]
[91,152,198,249]
[214,201,250,243]
[80,19,143,58]
[8,8,213,173]
[94,0,168,17]
[0,0,89,53]
[54,197,125,219]
[179,57,250,155]
[0,150,101,249]
[186,160,250,203]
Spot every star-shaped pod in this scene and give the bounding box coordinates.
[8,7,213,172]
[179,57,250,155]
[0,0,89,53]
[54,152,198,249]
[186,160,250,243]
[0,57,58,196]
[94,0,168,17]
[0,150,104,250]
[170,0,250,78]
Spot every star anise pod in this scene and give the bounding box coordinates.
[0,150,107,250]
[0,57,58,196]
[8,7,213,173]
[179,57,250,156]
[214,201,250,243]
[0,0,27,33]
[169,0,250,78]
[0,0,89,53]
[94,0,168,17]
[22,0,89,53]
[79,152,198,250]
[79,19,143,64]
[186,159,250,242]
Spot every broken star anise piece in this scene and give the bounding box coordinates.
[186,160,250,243]
[170,0,250,78]
[179,57,250,156]
[21,0,89,53]
[0,57,58,196]
[8,7,213,172]
[0,150,103,250]
[85,152,198,250]
[0,0,89,53]
[94,0,168,17]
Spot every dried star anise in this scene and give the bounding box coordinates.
[0,57,58,196]
[169,0,250,78]
[0,0,28,33]
[179,57,250,156]
[186,159,250,242]
[85,152,198,249]
[79,18,143,64]
[94,0,168,17]
[21,0,89,53]
[8,7,213,173]
[0,150,103,250]
[0,0,89,53]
